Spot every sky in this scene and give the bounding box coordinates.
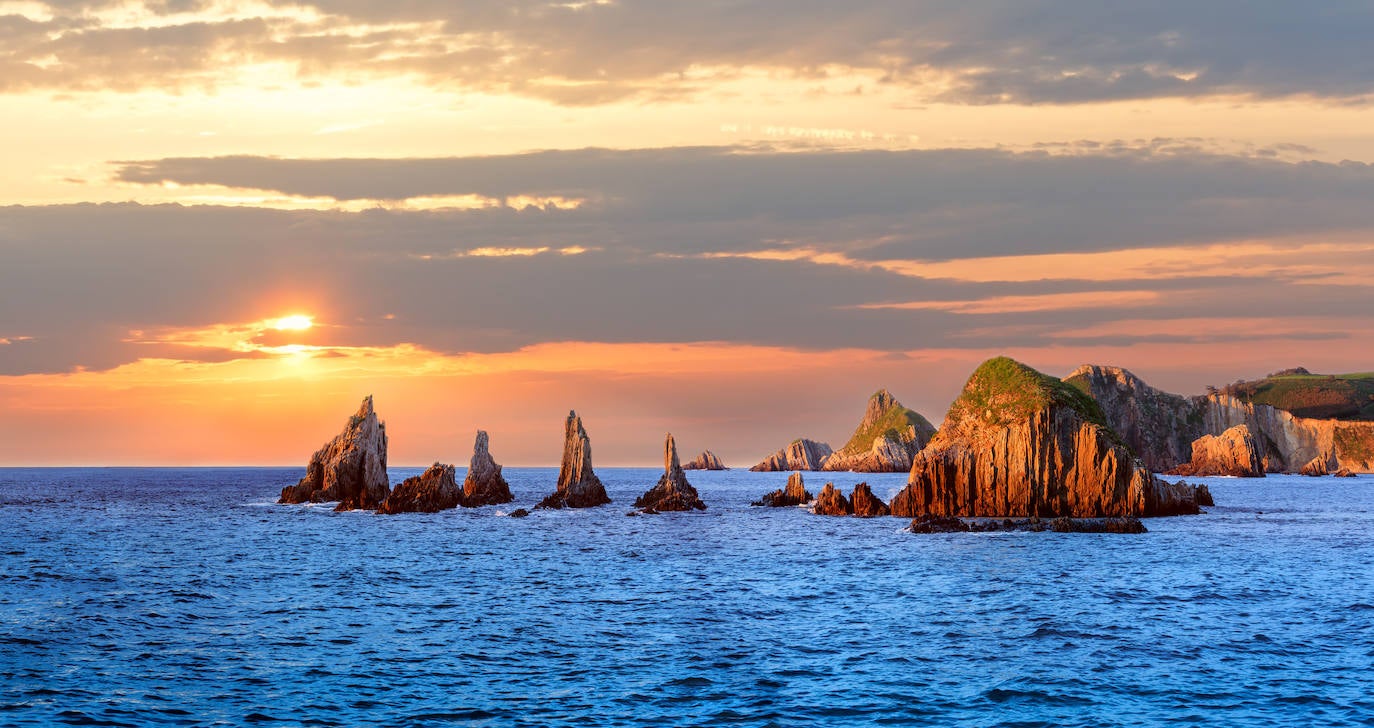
[3,0,1374,466]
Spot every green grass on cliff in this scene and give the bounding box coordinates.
[953,357,1121,446]
[1222,370,1374,420]
[838,392,936,453]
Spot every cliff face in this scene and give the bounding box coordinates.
[279,395,390,511]
[890,358,1205,519]
[749,439,833,472]
[378,462,460,514]
[1063,365,1203,473]
[536,411,611,509]
[822,389,937,473]
[634,434,706,511]
[463,430,514,506]
[752,472,812,507]
[682,450,727,470]
[1168,424,1265,477]
[850,483,891,517]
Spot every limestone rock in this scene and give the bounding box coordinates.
[279,395,390,511]
[1167,425,1266,477]
[752,471,813,507]
[749,439,833,472]
[634,434,706,512]
[1334,467,1357,478]
[907,515,1147,534]
[812,482,853,516]
[377,463,460,514]
[536,411,611,509]
[1063,365,1205,473]
[850,482,890,517]
[890,357,1207,519]
[682,450,728,470]
[463,430,513,506]
[822,389,937,472]
[1301,456,1330,476]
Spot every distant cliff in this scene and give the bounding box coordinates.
[749,439,833,472]
[821,389,936,473]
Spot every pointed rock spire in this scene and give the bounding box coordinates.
[850,482,891,517]
[812,482,853,516]
[751,471,813,507]
[279,395,389,511]
[634,433,707,512]
[536,410,611,509]
[463,430,514,506]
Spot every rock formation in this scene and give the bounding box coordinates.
[634,434,706,512]
[1300,456,1331,476]
[1334,468,1357,478]
[812,483,853,516]
[889,357,1207,519]
[749,439,833,472]
[1063,365,1202,472]
[278,395,390,511]
[682,450,728,470]
[822,389,937,472]
[1167,425,1266,477]
[850,482,891,517]
[462,430,514,506]
[377,463,460,514]
[752,471,813,507]
[536,411,611,509]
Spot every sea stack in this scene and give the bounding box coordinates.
[1300,456,1331,476]
[634,434,707,512]
[750,439,833,472]
[822,389,937,472]
[1168,425,1266,477]
[889,357,1207,519]
[812,483,853,516]
[752,471,813,507]
[377,463,460,514]
[682,450,728,470]
[278,395,390,511]
[536,411,611,509]
[850,482,891,517]
[463,430,514,506]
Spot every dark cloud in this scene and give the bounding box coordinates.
[6,1,1374,103]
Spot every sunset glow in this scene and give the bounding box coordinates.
[272,315,314,332]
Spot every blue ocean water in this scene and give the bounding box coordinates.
[1,467,1372,727]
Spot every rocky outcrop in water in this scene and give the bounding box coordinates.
[889,358,1207,519]
[377,462,460,514]
[1063,365,1202,473]
[682,450,727,470]
[850,483,891,517]
[1301,456,1331,476]
[812,483,853,516]
[536,411,611,509]
[907,515,1147,534]
[1168,425,1266,477]
[752,471,813,507]
[463,430,514,506]
[822,389,937,473]
[634,434,706,512]
[750,439,833,472]
[279,395,390,511]
[1334,468,1357,478]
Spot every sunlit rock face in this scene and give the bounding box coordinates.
[378,463,460,514]
[750,439,833,472]
[1168,425,1265,478]
[682,450,727,470]
[279,395,389,511]
[536,411,611,509]
[822,389,936,473]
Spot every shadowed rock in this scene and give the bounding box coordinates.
[1301,456,1331,476]
[279,395,389,511]
[682,450,728,470]
[536,411,611,509]
[813,483,853,516]
[752,471,813,507]
[378,462,460,514]
[463,430,513,506]
[850,483,890,517]
[1334,467,1357,477]
[822,389,937,472]
[907,515,1147,533]
[634,433,706,512]
[750,439,833,472]
[1168,425,1266,477]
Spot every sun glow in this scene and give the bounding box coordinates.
[272,315,314,331]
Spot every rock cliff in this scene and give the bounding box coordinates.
[279,395,390,511]
[462,430,514,506]
[889,357,1206,519]
[634,434,707,512]
[812,483,853,516]
[821,389,937,473]
[750,439,833,472]
[1062,365,1202,472]
[682,450,728,470]
[1167,425,1265,477]
[378,462,460,514]
[536,411,611,509]
[850,483,890,517]
[752,471,813,507]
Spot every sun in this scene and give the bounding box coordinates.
[271,314,314,331]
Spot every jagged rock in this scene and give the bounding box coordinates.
[279,395,390,511]
[908,515,1147,533]
[812,483,853,516]
[908,515,970,533]
[634,434,706,512]
[377,463,460,514]
[1168,425,1266,477]
[463,430,513,506]
[823,389,937,472]
[850,482,890,517]
[1301,456,1330,476]
[750,439,833,472]
[1063,365,1204,473]
[752,471,813,507]
[509,508,530,518]
[536,411,611,509]
[890,357,1207,519]
[682,450,728,470]
[1334,467,1356,478]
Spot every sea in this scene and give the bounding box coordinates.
[1,467,1371,727]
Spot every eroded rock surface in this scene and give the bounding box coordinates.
[750,439,833,472]
[822,389,937,472]
[279,395,390,511]
[812,483,853,516]
[463,430,514,506]
[634,434,706,512]
[378,462,460,514]
[752,471,813,507]
[850,482,891,517]
[682,450,727,470]
[536,411,611,509]
[1168,425,1265,477]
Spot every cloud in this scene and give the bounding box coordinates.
[4,1,1374,103]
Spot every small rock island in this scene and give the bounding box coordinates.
[278,395,390,511]
[633,433,706,512]
[536,411,611,509]
[682,450,727,470]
